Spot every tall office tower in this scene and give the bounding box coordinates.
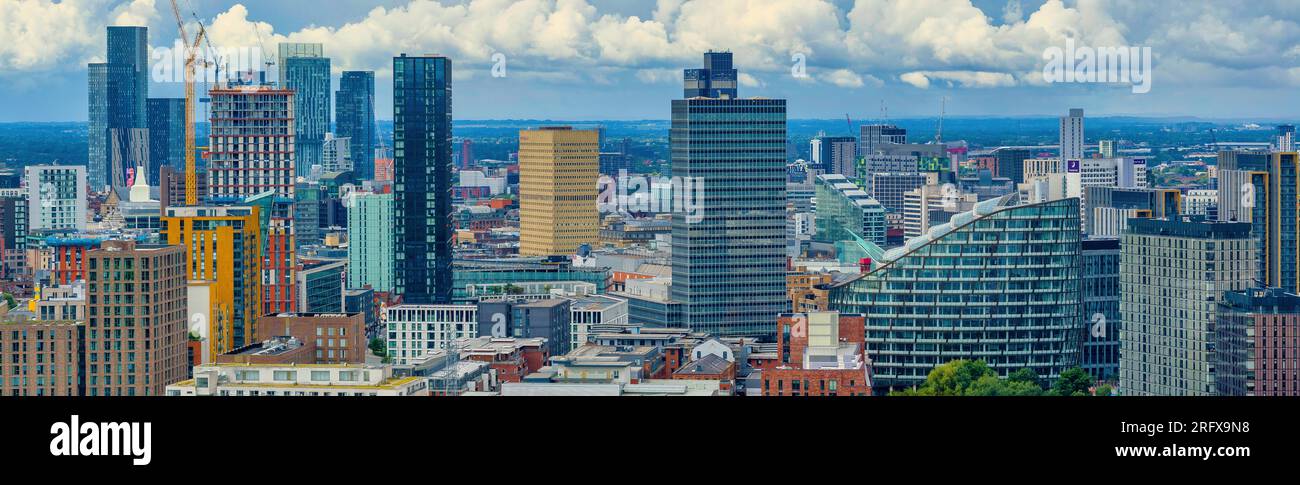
[1277,125,1295,152]
[85,240,187,396]
[458,139,474,169]
[811,135,858,176]
[519,127,600,257]
[147,98,187,181]
[830,197,1083,393]
[336,71,376,180]
[1216,287,1300,396]
[0,193,27,278]
[346,192,394,293]
[24,165,88,231]
[995,148,1031,184]
[858,124,907,157]
[1098,139,1116,159]
[393,54,454,304]
[682,51,738,99]
[1059,108,1084,162]
[1216,152,1298,292]
[814,174,887,247]
[1081,238,1121,381]
[1120,218,1255,396]
[281,45,330,177]
[208,86,297,314]
[161,205,263,353]
[670,55,787,338]
[87,26,149,191]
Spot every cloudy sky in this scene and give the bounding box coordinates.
[1,0,1298,121]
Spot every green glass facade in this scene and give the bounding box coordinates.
[830,197,1084,391]
[346,192,394,293]
[815,173,886,246]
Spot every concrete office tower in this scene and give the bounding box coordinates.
[519,126,600,256]
[858,124,907,157]
[162,205,264,353]
[830,197,1083,393]
[1060,108,1084,162]
[1120,218,1255,396]
[393,54,454,304]
[347,192,394,292]
[671,54,788,338]
[1216,152,1299,292]
[337,71,376,180]
[147,98,187,178]
[85,240,187,396]
[811,135,858,176]
[1216,287,1300,396]
[24,165,87,231]
[1081,238,1121,381]
[683,51,738,99]
[88,26,149,191]
[1098,139,1116,159]
[280,43,330,177]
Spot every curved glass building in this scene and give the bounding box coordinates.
[829,196,1083,392]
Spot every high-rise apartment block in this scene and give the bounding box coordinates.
[1059,108,1084,162]
[24,165,87,232]
[393,54,454,304]
[1120,218,1256,396]
[346,192,394,293]
[1216,287,1300,396]
[85,241,188,396]
[519,126,600,256]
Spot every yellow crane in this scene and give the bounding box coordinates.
[169,0,209,206]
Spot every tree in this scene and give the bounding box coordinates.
[1053,367,1095,396]
[1007,368,1042,388]
[368,337,387,358]
[1094,384,1114,397]
[891,359,1045,396]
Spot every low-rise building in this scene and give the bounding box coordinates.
[166,363,429,396]
[761,312,872,396]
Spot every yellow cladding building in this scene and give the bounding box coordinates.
[162,205,263,357]
[519,127,600,256]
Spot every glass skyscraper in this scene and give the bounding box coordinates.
[336,71,376,180]
[1081,238,1120,381]
[829,197,1084,392]
[88,26,148,190]
[670,54,788,338]
[147,98,186,181]
[281,46,331,178]
[393,54,453,304]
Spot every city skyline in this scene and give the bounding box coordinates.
[2,0,1300,122]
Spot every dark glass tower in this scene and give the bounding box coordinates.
[393,55,453,304]
[88,26,149,190]
[670,54,787,338]
[336,71,376,180]
[682,51,738,99]
[147,98,186,182]
[283,55,331,177]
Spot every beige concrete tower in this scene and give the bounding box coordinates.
[519,126,600,256]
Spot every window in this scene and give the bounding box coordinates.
[310,371,330,382]
[273,371,294,382]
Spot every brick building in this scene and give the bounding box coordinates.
[761,312,872,396]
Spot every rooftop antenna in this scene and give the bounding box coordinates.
[935,96,948,144]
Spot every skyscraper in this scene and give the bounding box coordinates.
[519,126,600,256]
[336,71,376,180]
[347,192,394,293]
[1120,217,1255,396]
[24,165,87,231]
[280,43,330,177]
[682,51,738,99]
[393,54,453,304]
[830,197,1084,392]
[1081,238,1121,381]
[207,85,297,314]
[147,98,186,180]
[88,26,149,191]
[1216,151,1298,292]
[1059,108,1084,162]
[670,54,787,338]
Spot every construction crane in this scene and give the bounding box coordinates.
[169,0,210,206]
[935,96,949,144]
[845,113,854,137]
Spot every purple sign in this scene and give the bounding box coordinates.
[1067,159,1080,173]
